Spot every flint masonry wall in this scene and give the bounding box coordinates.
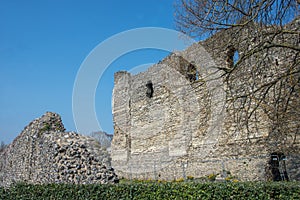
[111,19,300,181]
[112,56,211,176]
[0,112,118,187]
[111,46,271,181]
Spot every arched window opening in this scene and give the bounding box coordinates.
[227,46,239,68]
[146,80,154,98]
[195,70,199,80]
[233,50,239,65]
[186,63,198,82]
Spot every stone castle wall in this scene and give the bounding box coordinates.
[0,112,118,187]
[0,20,298,185]
[111,19,300,181]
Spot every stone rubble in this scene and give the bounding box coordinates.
[0,112,118,187]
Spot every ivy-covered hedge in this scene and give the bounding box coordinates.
[0,182,299,200]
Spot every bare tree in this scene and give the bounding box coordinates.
[175,0,299,38]
[0,141,6,153]
[175,0,300,151]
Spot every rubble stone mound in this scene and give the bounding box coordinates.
[0,112,118,187]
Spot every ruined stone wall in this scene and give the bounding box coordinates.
[0,112,118,187]
[111,19,300,181]
[207,18,300,181]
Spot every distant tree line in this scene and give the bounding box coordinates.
[90,131,113,149]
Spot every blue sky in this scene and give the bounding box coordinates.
[0,0,177,144]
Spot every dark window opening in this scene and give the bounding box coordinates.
[269,152,289,181]
[186,63,198,82]
[146,80,153,98]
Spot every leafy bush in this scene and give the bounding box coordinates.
[207,173,218,182]
[0,182,299,200]
[174,178,184,182]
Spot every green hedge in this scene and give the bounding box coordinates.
[0,182,299,200]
